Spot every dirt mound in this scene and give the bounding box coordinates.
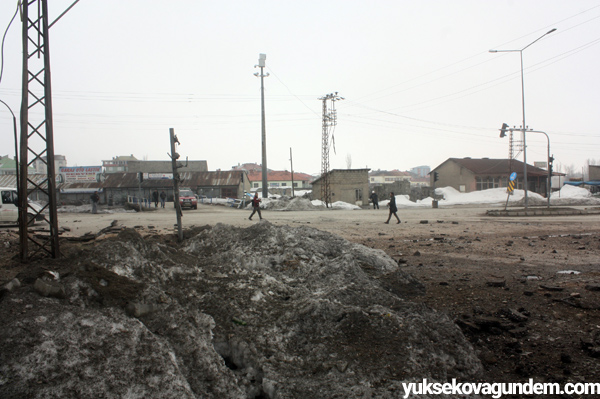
[0,223,482,398]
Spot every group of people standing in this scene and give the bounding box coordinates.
[370,191,401,224]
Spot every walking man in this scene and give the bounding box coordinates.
[91,191,100,214]
[249,192,263,220]
[384,192,401,224]
[370,191,379,209]
[159,190,166,208]
[152,190,159,208]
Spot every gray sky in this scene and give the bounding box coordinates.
[1,0,599,176]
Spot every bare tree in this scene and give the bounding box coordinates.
[346,153,352,169]
[564,164,578,180]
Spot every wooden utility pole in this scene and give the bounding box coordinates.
[169,128,183,241]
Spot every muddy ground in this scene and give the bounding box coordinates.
[2,202,600,396]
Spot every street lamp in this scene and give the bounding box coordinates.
[0,99,20,191]
[490,28,556,209]
[254,53,269,199]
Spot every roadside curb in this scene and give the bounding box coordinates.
[486,207,600,217]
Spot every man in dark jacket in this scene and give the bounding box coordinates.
[370,191,379,209]
[249,192,263,220]
[91,191,100,214]
[159,190,167,208]
[152,190,159,208]
[384,192,400,224]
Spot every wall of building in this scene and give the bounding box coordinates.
[590,165,600,181]
[434,161,476,192]
[127,160,208,173]
[318,169,370,206]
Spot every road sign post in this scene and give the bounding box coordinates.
[505,173,517,210]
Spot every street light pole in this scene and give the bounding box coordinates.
[254,54,270,199]
[490,28,556,209]
[0,100,20,188]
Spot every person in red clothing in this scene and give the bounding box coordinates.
[249,192,263,220]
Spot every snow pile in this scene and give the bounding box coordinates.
[0,223,483,399]
[262,197,323,211]
[330,200,361,210]
[380,194,431,209]
[553,184,592,199]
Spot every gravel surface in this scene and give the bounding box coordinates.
[3,202,600,397]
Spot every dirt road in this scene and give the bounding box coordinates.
[4,202,600,394]
[51,202,600,241]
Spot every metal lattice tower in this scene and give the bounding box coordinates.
[318,92,343,208]
[508,128,524,177]
[19,0,60,260]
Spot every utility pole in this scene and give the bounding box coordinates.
[319,92,343,208]
[169,128,183,241]
[19,0,60,260]
[254,54,269,199]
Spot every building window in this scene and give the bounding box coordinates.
[476,177,500,191]
[253,183,259,188]
[281,183,287,186]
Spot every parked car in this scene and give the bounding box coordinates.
[179,189,198,210]
[0,187,45,225]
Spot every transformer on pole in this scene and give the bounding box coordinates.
[19,0,60,260]
[318,92,343,208]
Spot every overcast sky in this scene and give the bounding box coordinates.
[1,0,599,176]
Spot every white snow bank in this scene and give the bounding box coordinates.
[552,185,591,199]
[433,187,550,205]
[309,199,361,210]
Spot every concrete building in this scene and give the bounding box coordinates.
[247,170,313,194]
[102,155,138,173]
[33,154,67,175]
[57,170,250,205]
[232,163,264,173]
[0,155,31,175]
[431,158,551,195]
[369,170,412,185]
[410,165,430,178]
[102,156,209,174]
[590,165,600,181]
[127,160,208,173]
[311,169,370,206]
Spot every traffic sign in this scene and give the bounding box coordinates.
[507,180,516,193]
[510,172,517,181]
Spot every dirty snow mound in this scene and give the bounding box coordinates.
[0,223,482,399]
[262,197,324,211]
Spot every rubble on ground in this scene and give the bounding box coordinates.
[0,222,482,398]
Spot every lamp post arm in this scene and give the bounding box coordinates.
[522,28,557,51]
[0,99,20,197]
